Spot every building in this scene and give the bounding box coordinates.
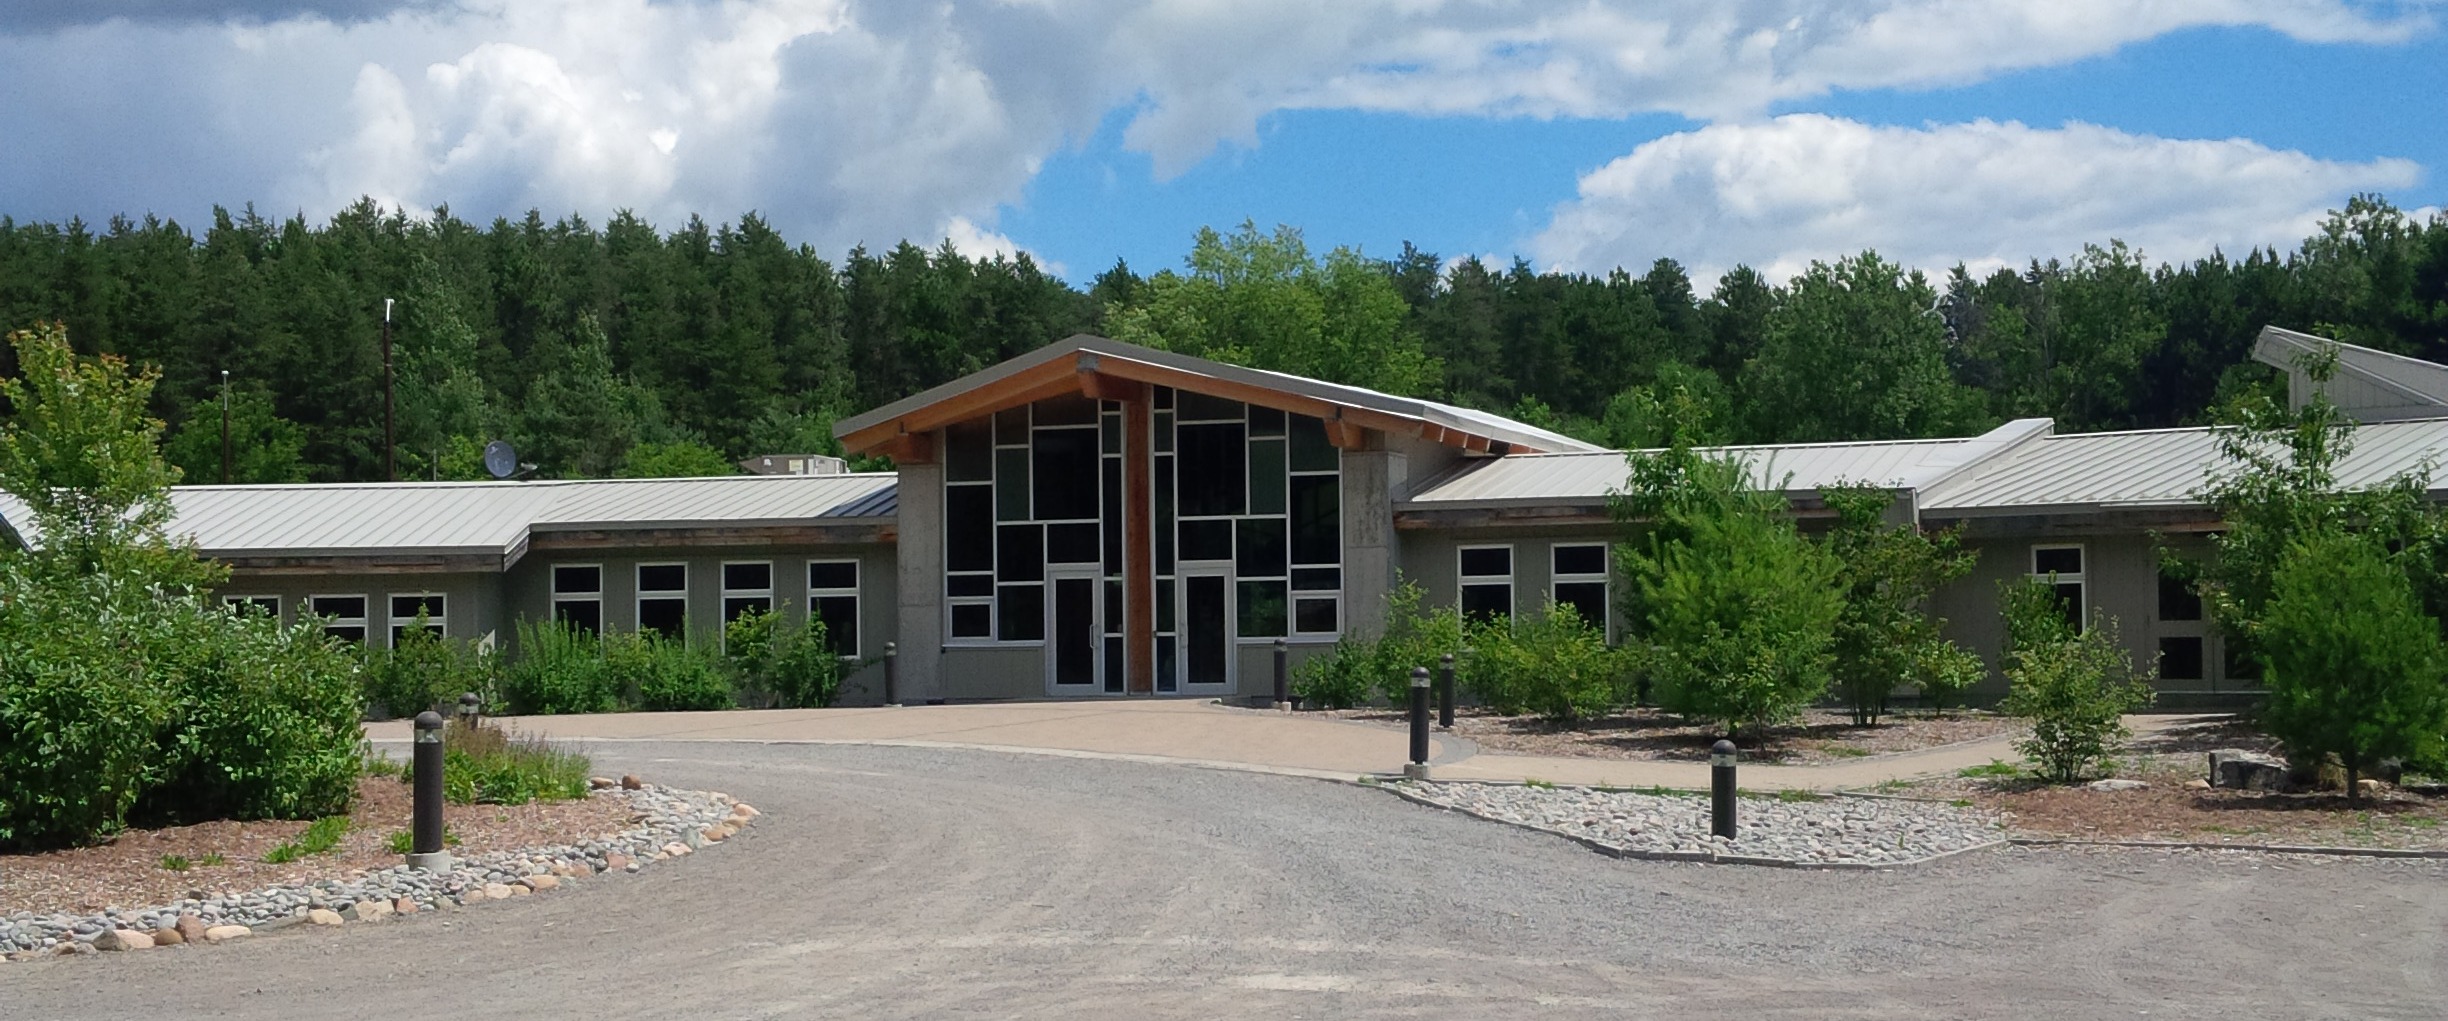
[6,327,2444,707]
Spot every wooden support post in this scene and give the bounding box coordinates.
[1123,394,1156,694]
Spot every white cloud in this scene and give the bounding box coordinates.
[0,0,2430,257]
[1528,114,2427,283]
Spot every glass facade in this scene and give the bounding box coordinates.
[944,390,1343,692]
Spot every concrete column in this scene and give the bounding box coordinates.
[894,457,945,703]
[1340,444,1405,641]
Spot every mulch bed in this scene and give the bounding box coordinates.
[0,776,635,916]
[1313,706,2019,764]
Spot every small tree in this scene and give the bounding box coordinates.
[1998,580,2156,783]
[1617,427,1842,738]
[1820,484,1979,724]
[1464,600,1633,722]
[725,605,845,709]
[2257,529,2448,805]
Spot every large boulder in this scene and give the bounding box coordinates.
[2209,749,2290,791]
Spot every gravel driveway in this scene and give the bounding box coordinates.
[5,742,2442,1019]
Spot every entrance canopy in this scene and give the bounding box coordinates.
[833,335,1601,461]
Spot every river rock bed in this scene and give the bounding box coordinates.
[1,784,751,957]
[1385,780,2004,867]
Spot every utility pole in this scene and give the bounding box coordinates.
[219,369,231,485]
[382,298,396,482]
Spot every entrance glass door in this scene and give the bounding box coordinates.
[1047,567,1101,693]
[1179,566,1233,689]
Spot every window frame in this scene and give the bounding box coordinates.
[636,562,690,638]
[808,558,863,658]
[2029,543,2087,632]
[309,593,369,644]
[721,560,775,626]
[222,594,281,620]
[552,563,604,633]
[387,592,447,646]
[1458,544,1515,622]
[1550,542,1611,640]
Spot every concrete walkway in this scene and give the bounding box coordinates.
[365,700,2207,791]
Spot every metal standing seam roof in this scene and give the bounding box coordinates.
[0,473,900,560]
[1920,417,2448,514]
[1400,419,2053,508]
[834,334,1607,455]
[2255,326,2448,408]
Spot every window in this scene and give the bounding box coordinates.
[2159,636,2205,681]
[722,561,773,626]
[2030,545,2086,632]
[637,563,688,637]
[223,595,280,619]
[389,593,446,645]
[808,560,861,657]
[1551,544,1609,635]
[2158,571,2202,621]
[553,564,603,633]
[1459,545,1513,621]
[310,595,368,643]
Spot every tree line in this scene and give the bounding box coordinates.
[0,195,2441,483]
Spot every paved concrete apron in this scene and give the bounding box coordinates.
[364,701,2205,789]
[9,743,2441,1019]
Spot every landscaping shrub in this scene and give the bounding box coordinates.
[1998,580,2155,783]
[501,619,620,715]
[1912,640,1987,711]
[725,606,845,708]
[145,610,367,824]
[611,630,736,711]
[438,719,591,805]
[1462,601,1631,721]
[363,618,497,720]
[1291,579,1464,710]
[0,568,180,849]
[0,324,364,848]
[1820,484,1978,724]
[2257,528,2448,805]
[1619,446,1842,738]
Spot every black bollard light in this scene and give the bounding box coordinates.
[1710,738,1738,840]
[457,691,480,727]
[884,641,899,706]
[1405,666,1432,779]
[408,710,451,871]
[1272,637,1290,710]
[1436,653,1456,730]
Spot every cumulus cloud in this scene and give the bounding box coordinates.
[1528,115,2427,282]
[0,0,2431,262]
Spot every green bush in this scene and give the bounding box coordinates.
[726,606,844,708]
[0,324,363,849]
[0,567,179,849]
[1291,579,1464,710]
[1821,485,1978,725]
[1463,601,1632,721]
[2257,528,2448,804]
[438,719,591,805]
[1999,580,2156,783]
[610,630,736,712]
[1912,640,1988,711]
[363,618,496,720]
[262,815,349,863]
[502,619,620,715]
[145,610,367,824]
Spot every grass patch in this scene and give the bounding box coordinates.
[158,854,191,871]
[1521,778,1556,790]
[385,827,463,855]
[363,752,407,780]
[1957,759,2024,779]
[1948,798,1974,808]
[1773,789,1827,803]
[435,719,592,806]
[199,852,226,867]
[1821,746,1874,758]
[263,815,350,863]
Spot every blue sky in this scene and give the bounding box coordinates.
[0,2,2440,288]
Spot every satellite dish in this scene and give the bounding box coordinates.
[483,440,519,480]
